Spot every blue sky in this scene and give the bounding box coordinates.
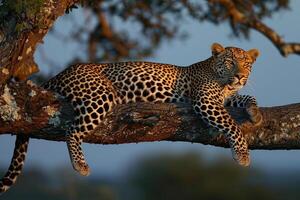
[1,1,300,176]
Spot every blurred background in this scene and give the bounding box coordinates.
[1,0,300,199]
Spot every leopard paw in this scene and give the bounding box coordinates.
[231,148,250,167]
[72,160,90,176]
[246,104,263,126]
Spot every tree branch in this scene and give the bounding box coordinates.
[1,83,300,150]
[211,0,300,57]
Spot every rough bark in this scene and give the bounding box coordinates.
[1,82,300,150]
[0,0,77,83]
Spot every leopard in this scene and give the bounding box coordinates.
[0,43,262,194]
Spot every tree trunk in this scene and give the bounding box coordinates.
[0,0,77,83]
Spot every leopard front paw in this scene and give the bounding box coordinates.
[72,160,90,176]
[246,104,263,126]
[231,148,250,167]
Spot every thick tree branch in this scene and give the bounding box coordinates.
[1,83,300,150]
[211,0,300,57]
[88,4,130,61]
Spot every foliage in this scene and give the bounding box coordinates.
[56,0,290,63]
[0,0,45,32]
[127,153,276,200]
[3,0,44,16]
[206,0,290,38]
[1,167,117,200]
[3,152,300,200]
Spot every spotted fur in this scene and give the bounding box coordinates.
[0,135,29,194]
[0,43,260,193]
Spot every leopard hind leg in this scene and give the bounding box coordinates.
[66,76,117,176]
[66,129,90,176]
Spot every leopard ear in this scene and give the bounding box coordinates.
[247,49,260,61]
[211,43,225,56]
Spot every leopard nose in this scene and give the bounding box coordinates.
[235,74,244,80]
[235,74,247,85]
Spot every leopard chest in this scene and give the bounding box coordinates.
[222,85,238,102]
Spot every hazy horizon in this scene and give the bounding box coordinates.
[1,0,300,178]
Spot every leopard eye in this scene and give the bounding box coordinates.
[244,62,251,70]
[224,59,234,69]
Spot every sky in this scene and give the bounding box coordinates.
[1,1,300,177]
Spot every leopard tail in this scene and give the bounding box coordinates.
[0,135,29,194]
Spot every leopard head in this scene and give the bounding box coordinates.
[211,43,259,91]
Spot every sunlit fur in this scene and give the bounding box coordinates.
[0,43,260,194]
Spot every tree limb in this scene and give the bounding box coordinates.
[211,0,300,57]
[1,82,300,150]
